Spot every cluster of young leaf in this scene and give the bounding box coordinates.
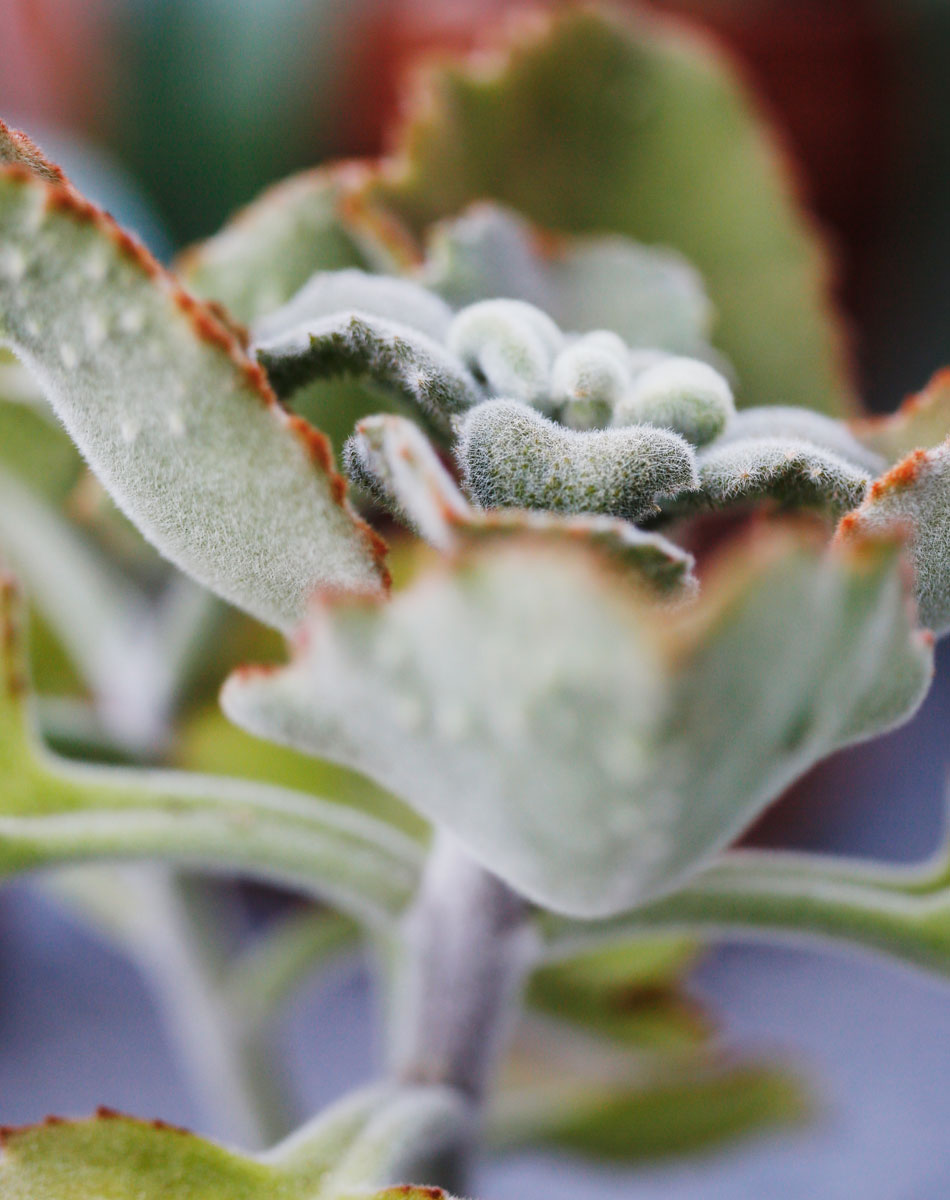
[4,7,950,1199]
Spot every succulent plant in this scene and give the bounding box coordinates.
[3,8,950,1198]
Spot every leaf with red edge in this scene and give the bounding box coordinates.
[0,122,387,632]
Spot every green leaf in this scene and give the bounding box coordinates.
[836,440,950,635]
[345,412,696,596]
[458,399,698,522]
[0,577,421,926]
[0,147,387,632]
[221,524,931,917]
[525,937,709,1053]
[445,299,563,408]
[852,369,950,463]
[177,168,415,324]
[368,8,852,414]
[695,437,871,518]
[255,313,482,435]
[489,1063,807,1164]
[423,204,714,358]
[0,1086,464,1200]
[0,119,65,185]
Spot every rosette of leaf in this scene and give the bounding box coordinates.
[6,6,950,1196]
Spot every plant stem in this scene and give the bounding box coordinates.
[387,832,537,1189]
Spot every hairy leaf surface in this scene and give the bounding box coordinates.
[0,157,386,630]
[222,527,930,916]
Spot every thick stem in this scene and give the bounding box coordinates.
[386,833,537,1188]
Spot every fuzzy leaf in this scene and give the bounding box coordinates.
[177,168,414,323]
[0,1087,463,1200]
[345,413,695,595]
[0,120,65,185]
[0,154,387,632]
[422,204,714,357]
[696,437,870,517]
[613,357,734,447]
[445,299,563,407]
[253,269,454,346]
[458,399,698,522]
[0,578,421,925]
[369,8,852,414]
[836,441,950,635]
[255,312,481,434]
[551,333,630,430]
[221,525,930,917]
[852,368,950,463]
[716,404,885,474]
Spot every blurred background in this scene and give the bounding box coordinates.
[2,1,950,1196]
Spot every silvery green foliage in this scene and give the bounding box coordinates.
[446,299,564,408]
[0,151,386,633]
[715,404,886,474]
[421,204,714,359]
[837,441,950,634]
[458,400,698,521]
[254,311,483,435]
[344,413,696,596]
[696,438,871,517]
[222,532,931,916]
[253,269,454,346]
[551,332,630,429]
[612,357,735,447]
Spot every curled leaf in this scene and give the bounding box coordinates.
[696,437,870,517]
[837,440,950,635]
[253,268,454,346]
[613,357,734,447]
[551,333,630,430]
[446,299,563,407]
[255,312,481,434]
[345,413,695,595]
[458,399,698,522]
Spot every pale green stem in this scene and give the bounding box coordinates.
[540,842,950,978]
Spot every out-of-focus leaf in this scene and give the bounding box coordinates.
[368,8,853,415]
[489,1062,807,1163]
[717,405,885,474]
[0,1086,464,1200]
[177,169,416,323]
[255,312,481,434]
[345,413,695,595]
[221,524,930,917]
[254,269,453,346]
[423,203,714,358]
[0,577,421,926]
[0,394,81,501]
[176,706,426,841]
[852,369,950,463]
[836,440,950,635]
[457,399,698,522]
[525,937,708,1053]
[0,132,387,632]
